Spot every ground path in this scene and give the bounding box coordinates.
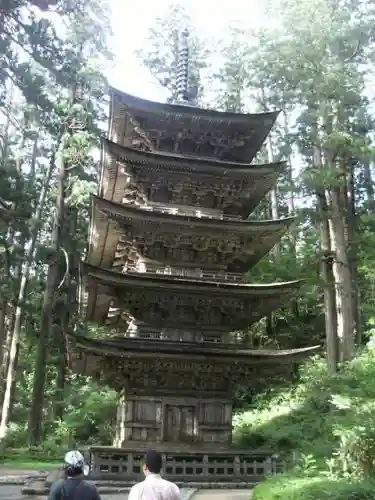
[0,469,252,500]
[0,485,252,500]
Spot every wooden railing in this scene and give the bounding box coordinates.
[122,330,232,343]
[134,202,243,221]
[88,446,283,483]
[125,263,247,283]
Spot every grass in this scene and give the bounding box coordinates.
[252,473,375,500]
[0,448,62,470]
[234,340,375,499]
[0,458,60,469]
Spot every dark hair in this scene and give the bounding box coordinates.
[145,450,162,474]
[65,464,83,478]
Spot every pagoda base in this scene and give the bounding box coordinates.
[88,444,283,483]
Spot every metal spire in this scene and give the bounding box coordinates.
[175,28,197,106]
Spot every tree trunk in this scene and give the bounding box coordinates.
[328,184,355,362]
[344,165,361,344]
[282,110,299,317]
[0,251,10,382]
[313,138,338,372]
[0,87,13,372]
[53,207,77,421]
[267,134,280,259]
[28,143,66,445]
[1,133,40,418]
[363,158,375,213]
[261,88,280,260]
[317,191,338,373]
[53,329,66,421]
[0,146,55,439]
[282,111,296,220]
[0,107,29,414]
[262,100,280,338]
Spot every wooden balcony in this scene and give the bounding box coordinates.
[125,262,247,283]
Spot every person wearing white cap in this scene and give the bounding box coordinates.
[48,450,101,500]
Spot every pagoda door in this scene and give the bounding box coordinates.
[165,405,195,442]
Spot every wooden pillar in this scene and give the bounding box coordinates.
[114,390,127,447]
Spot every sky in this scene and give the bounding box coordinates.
[105,0,312,207]
[107,0,268,103]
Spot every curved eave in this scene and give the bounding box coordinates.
[99,141,285,218]
[110,87,279,125]
[110,88,279,162]
[84,263,302,295]
[103,138,286,175]
[88,196,295,272]
[93,195,296,232]
[69,334,320,364]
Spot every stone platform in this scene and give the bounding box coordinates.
[88,445,280,483]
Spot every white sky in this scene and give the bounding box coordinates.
[107,0,268,103]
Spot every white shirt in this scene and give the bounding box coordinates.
[128,473,181,500]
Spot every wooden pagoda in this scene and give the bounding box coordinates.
[69,70,318,483]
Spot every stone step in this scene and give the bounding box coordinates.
[95,481,257,489]
[193,490,253,499]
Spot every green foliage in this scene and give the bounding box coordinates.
[234,345,375,463]
[0,0,111,447]
[7,368,117,454]
[253,474,375,500]
[240,339,375,498]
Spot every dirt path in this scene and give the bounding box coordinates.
[0,469,252,500]
[0,484,198,500]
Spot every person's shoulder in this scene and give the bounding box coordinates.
[128,480,144,498]
[166,480,180,499]
[82,479,99,490]
[51,478,65,489]
[164,478,179,491]
[129,480,144,492]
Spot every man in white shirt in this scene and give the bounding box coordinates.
[128,450,181,500]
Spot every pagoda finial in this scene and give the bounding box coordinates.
[175,28,197,106]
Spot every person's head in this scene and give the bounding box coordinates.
[143,450,162,476]
[64,450,85,478]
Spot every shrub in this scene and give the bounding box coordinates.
[234,346,375,466]
[239,340,375,499]
[253,474,375,500]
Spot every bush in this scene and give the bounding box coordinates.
[234,345,375,466]
[238,339,375,499]
[252,474,375,500]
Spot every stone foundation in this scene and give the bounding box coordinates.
[89,445,282,483]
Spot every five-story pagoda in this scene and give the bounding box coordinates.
[69,31,318,484]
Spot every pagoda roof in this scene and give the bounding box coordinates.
[68,334,319,392]
[69,333,320,364]
[93,195,295,231]
[85,263,301,294]
[102,138,285,175]
[84,264,302,331]
[109,87,279,163]
[100,139,285,219]
[89,195,295,272]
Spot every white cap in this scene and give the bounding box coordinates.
[64,450,89,476]
[64,450,84,468]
